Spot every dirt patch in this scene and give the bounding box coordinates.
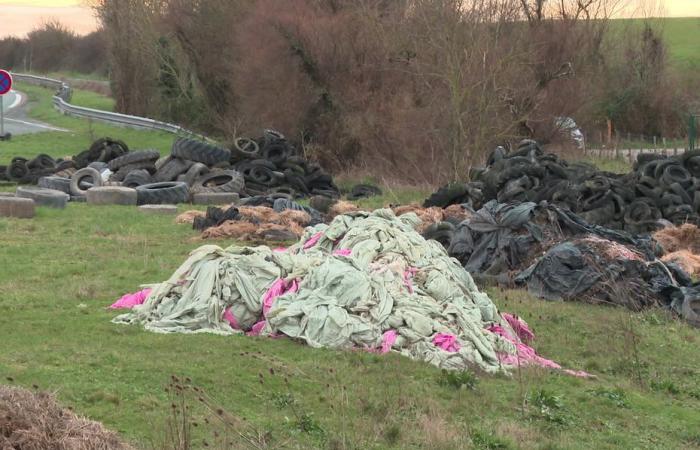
[0,385,132,449]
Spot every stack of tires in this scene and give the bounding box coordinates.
[122,138,243,205]
[229,129,340,199]
[423,140,700,233]
[4,132,344,207]
[0,154,74,184]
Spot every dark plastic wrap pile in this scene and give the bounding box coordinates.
[423,200,699,326]
[424,140,700,233]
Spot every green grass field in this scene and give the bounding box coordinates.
[659,17,700,68]
[611,17,700,69]
[0,84,699,449]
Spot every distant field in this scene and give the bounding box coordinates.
[662,17,700,68]
[611,17,700,69]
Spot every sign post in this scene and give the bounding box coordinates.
[0,69,13,141]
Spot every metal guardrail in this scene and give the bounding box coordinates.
[10,72,197,137]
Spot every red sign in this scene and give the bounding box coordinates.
[0,70,12,95]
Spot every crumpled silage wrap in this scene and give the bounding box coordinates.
[114,209,523,373]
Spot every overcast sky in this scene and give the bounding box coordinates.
[0,0,699,38]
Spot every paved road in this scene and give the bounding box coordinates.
[0,90,68,135]
[1,90,21,113]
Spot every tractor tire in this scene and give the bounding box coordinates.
[70,167,103,196]
[16,186,69,209]
[171,138,230,166]
[136,181,190,205]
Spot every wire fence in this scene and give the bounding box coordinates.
[583,130,688,161]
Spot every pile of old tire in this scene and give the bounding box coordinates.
[119,138,244,205]
[230,130,340,199]
[424,140,700,233]
[0,154,74,184]
[0,137,129,188]
[72,138,129,169]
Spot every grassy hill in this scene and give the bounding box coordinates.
[611,17,700,69]
[662,17,700,68]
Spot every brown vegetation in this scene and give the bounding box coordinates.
[0,385,132,450]
[2,1,689,183]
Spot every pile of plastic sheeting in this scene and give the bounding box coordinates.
[113,209,584,374]
[425,200,699,325]
[424,140,700,233]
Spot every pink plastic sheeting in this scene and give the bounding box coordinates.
[273,247,288,253]
[223,307,240,330]
[502,313,535,343]
[403,267,417,294]
[303,232,323,250]
[381,330,398,353]
[488,324,593,378]
[248,320,266,336]
[262,278,299,316]
[246,278,300,336]
[333,248,352,256]
[109,288,151,309]
[433,333,461,352]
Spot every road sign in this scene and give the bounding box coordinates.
[0,70,11,95]
[0,69,11,140]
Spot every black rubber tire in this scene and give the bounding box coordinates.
[263,129,285,143]
[155,156,169,171]
[136,181,190,205]
[183,163,210,187]
[232,137,260,159]
[111,161,158,182]
[422,222,456,248]
[55,167,77,178]
[107,149,160,171]
[27,154,56,170]
[86,186,138,205]
[70,167,104,196]
[248,159,277,170]
[346,184,383,200]
[423,183,470,208]
[192,192,240,205]
[123,169,155,188]
[192,170,245,194]
[249,166,277,185]
[38,176,71,194]
[154,157,191,182]
[88,161,109,172]
[5,160,29,182]
[171,138,231,166]
[16,186,69,209]
[261,141,290,165]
